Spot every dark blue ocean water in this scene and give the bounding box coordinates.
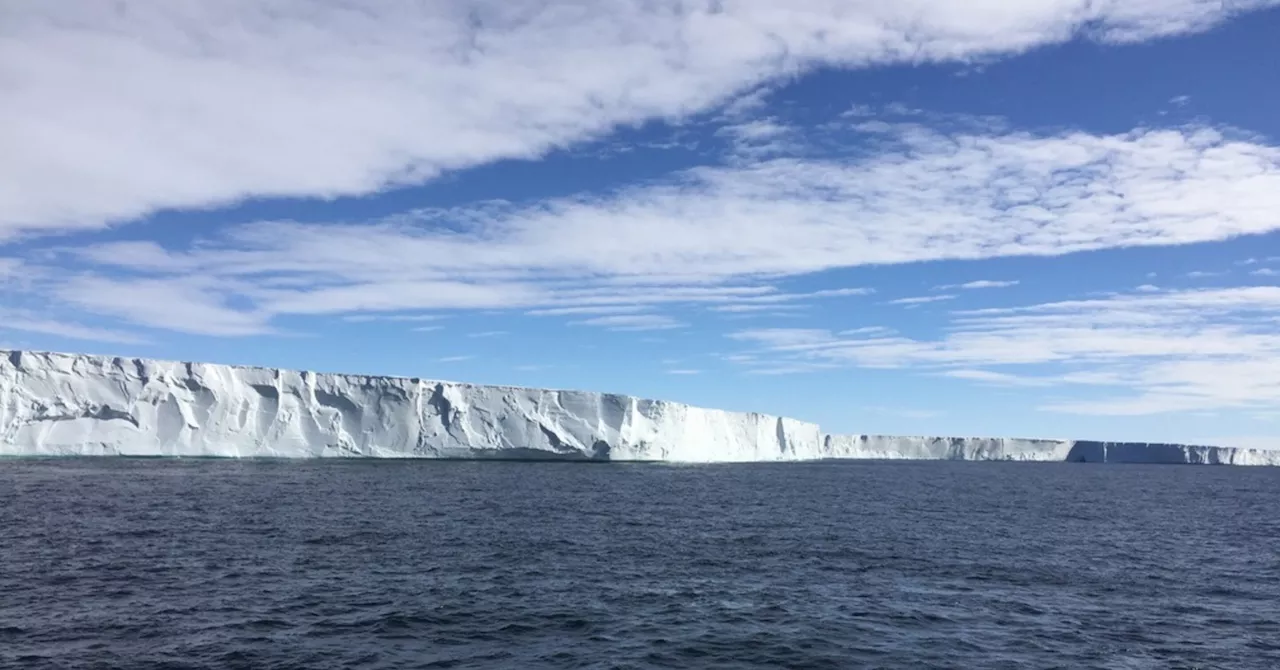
[2,459,1279,669]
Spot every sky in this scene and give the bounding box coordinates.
[3,1,1280,446]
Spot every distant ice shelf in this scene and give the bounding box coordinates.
[2,350,1277,465]
[821,435,1280,466]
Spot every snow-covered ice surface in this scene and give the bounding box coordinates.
[2,350,1278,465]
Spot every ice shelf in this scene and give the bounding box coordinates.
[2,350,1277,465]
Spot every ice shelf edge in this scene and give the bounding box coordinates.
[2,350,1277,465]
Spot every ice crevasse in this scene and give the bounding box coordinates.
[2,350,1278,465]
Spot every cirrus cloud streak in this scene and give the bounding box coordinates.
[731,286,1280,415]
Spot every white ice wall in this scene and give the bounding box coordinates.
[822,435,1077,461]
[3,350,1278,465]
[1065,441,1280,466]
[0,350,824,460]
[821,434,1280,466]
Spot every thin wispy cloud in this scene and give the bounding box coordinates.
[0,258,21,278]
[0,311,149,345]
[732,286,1280,415]
[709,304,808,313]
[54,276,274,337]
[941,369,1054,387]
[717,118,799,157]
[889,295,957,306]
[937,280,1019,290]
[1238,257,1280,266]
[343,314,443,323]
[839,327,895,336]
[706,287,873,311]
[526,305,646,317]
[574,315,685,331]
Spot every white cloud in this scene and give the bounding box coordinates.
[721,120,790,143]
[16,117,1280,336]
[709,303,807,313]
[1251,268,1279,277]
[1186,270,1226,278]
[721,118,788,142]
[719,87,776,120]
[343,313,443,323]
[574,314,685,331]
[437,355,474,363]
[412,325,444,333]
[3,1,1276,238]
[666,369,702,375]
[526,305,646,316]
[717,118,798,156]
[731,286,1280,414]
[54,275,274,336]
[707,286,873,312]
[0,310,149,345]
[128,123,1280,275]
[889,295,956,306]
[942,369,1053,386]
[941,279,1020,289]
[839,326,895,336]
[808,288,877,298]
[468,330,508,338]
[1169,94,1192,106]
[729,328,834,349]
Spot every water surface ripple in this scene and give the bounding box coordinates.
[2,460,1278,668]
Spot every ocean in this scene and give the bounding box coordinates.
[3,459,1278,669]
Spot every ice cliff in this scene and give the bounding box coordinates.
[2,350,1278,465]
[0,350,822,461]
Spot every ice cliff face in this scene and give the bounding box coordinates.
[821,435,1076,461]
[2,350,1278,465]
[0,350,822,461]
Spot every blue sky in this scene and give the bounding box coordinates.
[3,1,1280,446]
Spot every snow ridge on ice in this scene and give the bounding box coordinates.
[2,350,1277,465]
